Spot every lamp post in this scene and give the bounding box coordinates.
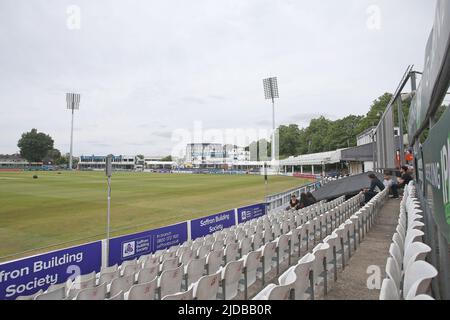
[263,77,279,163]
[105,154,113,266]
[66,93,80,170]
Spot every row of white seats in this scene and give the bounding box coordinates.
[380,182,438,300]
[253,189,388,300]
[187,192,374,300]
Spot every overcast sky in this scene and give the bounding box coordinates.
[0,0,436,157]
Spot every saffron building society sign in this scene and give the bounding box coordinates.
[0,241,102,300]
[190,210,236,240]
[237,203,267,224]
[108,222,188,266]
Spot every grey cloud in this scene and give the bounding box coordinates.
[0,0,437,156]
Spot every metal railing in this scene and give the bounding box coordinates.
[265,179,322,211]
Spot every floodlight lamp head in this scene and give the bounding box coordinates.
[263,77,279,100]
[66,93,81,110]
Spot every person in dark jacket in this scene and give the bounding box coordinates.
[296,192,309,210]
[363,173,385,203]
[306,192,317,206]
[397,165,413,188]
[286,194,300,210]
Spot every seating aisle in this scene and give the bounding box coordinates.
[325,199,400,300]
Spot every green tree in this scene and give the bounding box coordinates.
[355,93,392,134]
[161,155,172,161]
[17,129,54,162]
[43,149,61,164]
[278,124,301,158]
[328,115,364,149]
[55,154,69,165]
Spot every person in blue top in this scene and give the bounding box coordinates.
[363,173,385,203]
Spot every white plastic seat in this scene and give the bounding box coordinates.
[263,228,273,244]
[235,229,246,242]
[76,282,107,300]
[120,259,137,274]
[389,242,403,272]
[157,266,183,299]
[16,289,43,300]
[106,290,124,300]
[392,232,404,254]
[137,265,159,284]
[403,242,431,272]
[46,282,66,294]
[251,233,263,251]
[323,233,339,282]
[125,278,156,300]
[225,235,236,245]
[239,237,252,257]
[168,244,180,253]
[219,260,244,300]
[385,257,402,291]
[100,264,118,275]
[224,242,239,264]
[109,274,135,297]
[404,229,425,252]
[212,240,224,252]
[279,253,315,300]
[197,244,211,259]
[408,220,425,232]
[161,251,177,261]
[206,250,224,274]
[179,248,195,266]
[252,281,294,300]
[143,256,159,269]
[311,242,330,297]
[403,261,438,299]
[34,286,66,300]
[344,219,355,254]
[258,241,277,284]
[287,227,301,256]
[160,257,179,272]
[396,224,406,240]
[281,220,290,234]
[161,287,193,300]
[214,232,225,242]
[192,273,221,300]
[204,235,214,246]
[191,240,203,252]
[241,250,262,294]
[138,254,151,266]
[379,278,400,300]
[98,269,120,286]
[303,221,313,249]
[275,234,290,270]
[184,257,206,287]
[67,273,96,299]
[123,263,141,277]
[272,223,282,239]
[407,293,435,300]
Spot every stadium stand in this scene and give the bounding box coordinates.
[379,181,438,300]
[28,185,391,300]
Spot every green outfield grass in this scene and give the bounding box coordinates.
[0,171,311,261]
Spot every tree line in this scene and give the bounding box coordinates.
[248,92,411,160]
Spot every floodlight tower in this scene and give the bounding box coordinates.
[66,93,80,170]
[263,77,279,162]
